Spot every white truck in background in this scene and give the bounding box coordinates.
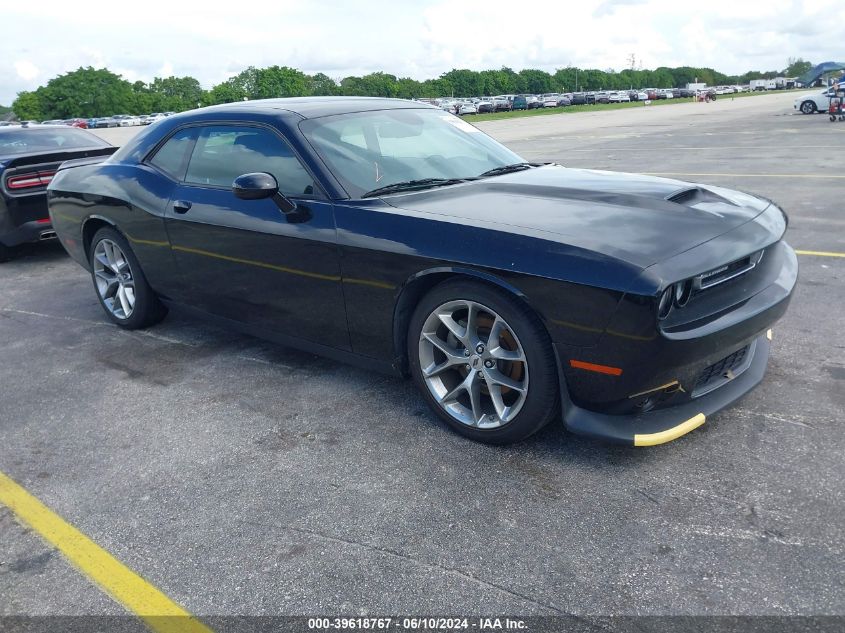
[750,79,777,91]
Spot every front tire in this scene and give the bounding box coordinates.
[800,101,817,114]
[0,242,13,263]
[89,227,167,329]
[408,279,559,445]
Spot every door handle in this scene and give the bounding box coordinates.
[173,200,192,214]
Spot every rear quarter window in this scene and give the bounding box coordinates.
[148,128,197,180]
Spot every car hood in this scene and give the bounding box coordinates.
[383,165,772,269]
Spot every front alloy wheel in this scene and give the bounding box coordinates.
[800,101,816,114]
[419,300,529,429]
[93,239,136,319]
[409,280,559,444]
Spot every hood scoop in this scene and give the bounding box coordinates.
[667,186,735,207]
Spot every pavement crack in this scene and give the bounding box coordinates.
[126,329,199,347]
[280,525,569,615]
[636,489,660,504]
[734,408,817,429]
[0,307,199,348]
[683,524,804,547]
[664,482,794,521]
[234,355,293,369]
[0,308,109,327]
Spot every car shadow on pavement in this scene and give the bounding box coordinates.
[0,244,667,470]
[1,240,68,265]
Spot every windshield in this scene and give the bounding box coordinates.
[0,128,110,156]
[300,108,523,198]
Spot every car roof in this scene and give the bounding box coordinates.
[195,96,438,120]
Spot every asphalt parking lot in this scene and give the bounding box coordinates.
[1,92,843,622]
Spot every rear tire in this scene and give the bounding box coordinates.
[0,243,13,263]
[408,279,559,445]
[88,227,167,329]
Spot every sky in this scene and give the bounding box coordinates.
[1,0,843,105]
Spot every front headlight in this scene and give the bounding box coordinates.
[658,278,694,320]
[658,286,674,319]
[674,279,693,307]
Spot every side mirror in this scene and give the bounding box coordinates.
[232,172,278,200]
[232,172,302,218]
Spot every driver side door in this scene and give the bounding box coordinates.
[163,123,350,351]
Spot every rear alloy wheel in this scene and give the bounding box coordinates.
[800,101,816,114]
[409,280,559,444]
[93,239,137,320]
[89,227,166,329]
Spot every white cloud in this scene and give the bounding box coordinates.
[14,60,39,81]
[0,0,843,104]
[593,0,649,18]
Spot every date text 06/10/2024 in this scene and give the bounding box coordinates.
[307,617,527,630]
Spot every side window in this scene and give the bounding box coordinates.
[148,128,196,179]
[184,125,317,197]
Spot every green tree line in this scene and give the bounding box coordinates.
[9,59,813,121]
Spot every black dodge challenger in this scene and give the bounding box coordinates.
[1,125,115,261]
[47,98,797,446]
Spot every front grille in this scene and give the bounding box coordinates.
[692,343,753,397]
[695,250,763,291]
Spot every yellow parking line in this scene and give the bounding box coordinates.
[795,250,845,258]
[641,172,845,179]
[0,471,212,633]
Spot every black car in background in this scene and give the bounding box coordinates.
[48,98,796,447]
[0,126,115,261]
[476,100,494,114]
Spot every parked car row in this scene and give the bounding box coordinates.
[429,86,747,115]
[89,112,174,128]
[0,119,88,128]
[0,112,176,130]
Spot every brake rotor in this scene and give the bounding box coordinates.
[475,314,523,393]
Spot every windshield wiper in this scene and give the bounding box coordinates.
[362,178,473,198]
[476,162,539,178]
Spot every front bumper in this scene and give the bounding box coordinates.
[1,192,55,247]
[558,330,772,445]
[555,223,797,446]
